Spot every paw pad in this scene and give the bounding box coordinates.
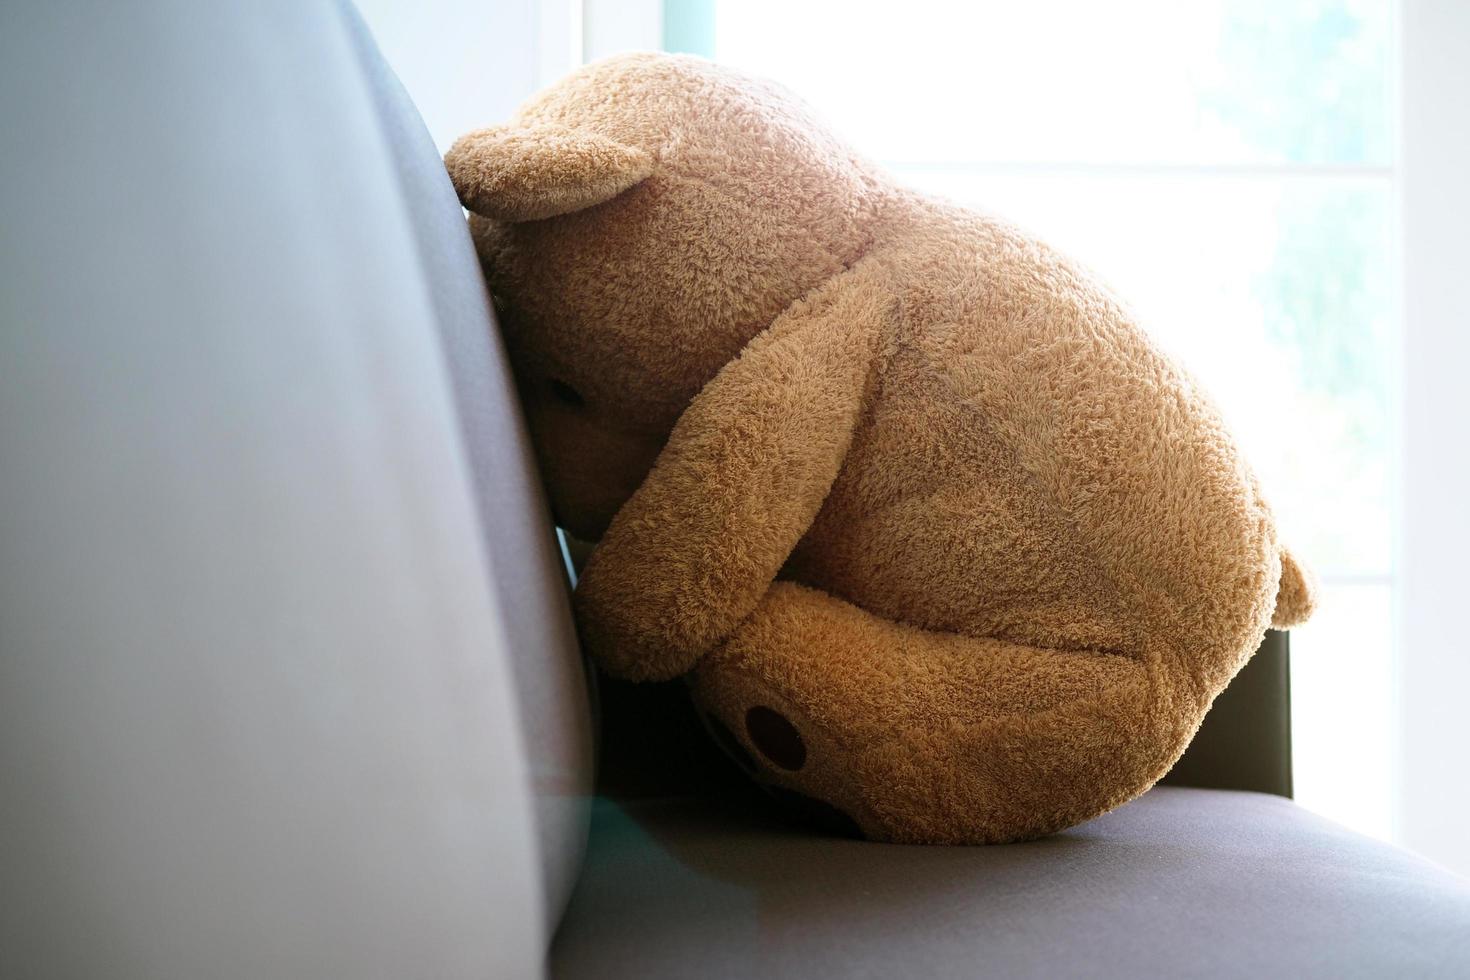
[746,705,806,771]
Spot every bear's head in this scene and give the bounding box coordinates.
[446,53,880,540]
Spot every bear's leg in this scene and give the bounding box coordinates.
[688,581,1203,844]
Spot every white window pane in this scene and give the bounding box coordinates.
[1288,582,1395,839]
[715,0,1392,166]
[896,170,1394,577]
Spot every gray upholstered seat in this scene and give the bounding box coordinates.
[554,787,1470,979]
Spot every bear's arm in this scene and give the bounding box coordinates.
[574,263,895,681]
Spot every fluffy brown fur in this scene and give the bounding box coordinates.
[446,53,1317,844]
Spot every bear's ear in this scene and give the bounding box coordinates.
[444,124,654,222]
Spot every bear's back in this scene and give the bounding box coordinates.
[786,194,1244,654]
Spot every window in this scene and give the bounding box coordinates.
[664,0,1400,840]
[574,0,1470,869]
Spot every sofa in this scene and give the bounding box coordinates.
[2,2,1468,977]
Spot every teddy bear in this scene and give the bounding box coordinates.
[445,52,1317,844]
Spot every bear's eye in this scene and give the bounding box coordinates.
[548,378,585,409]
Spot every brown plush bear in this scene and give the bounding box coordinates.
[446,53,1317,844]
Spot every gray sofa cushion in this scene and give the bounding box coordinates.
[552,787,1470,979]
[0,2,556,975]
